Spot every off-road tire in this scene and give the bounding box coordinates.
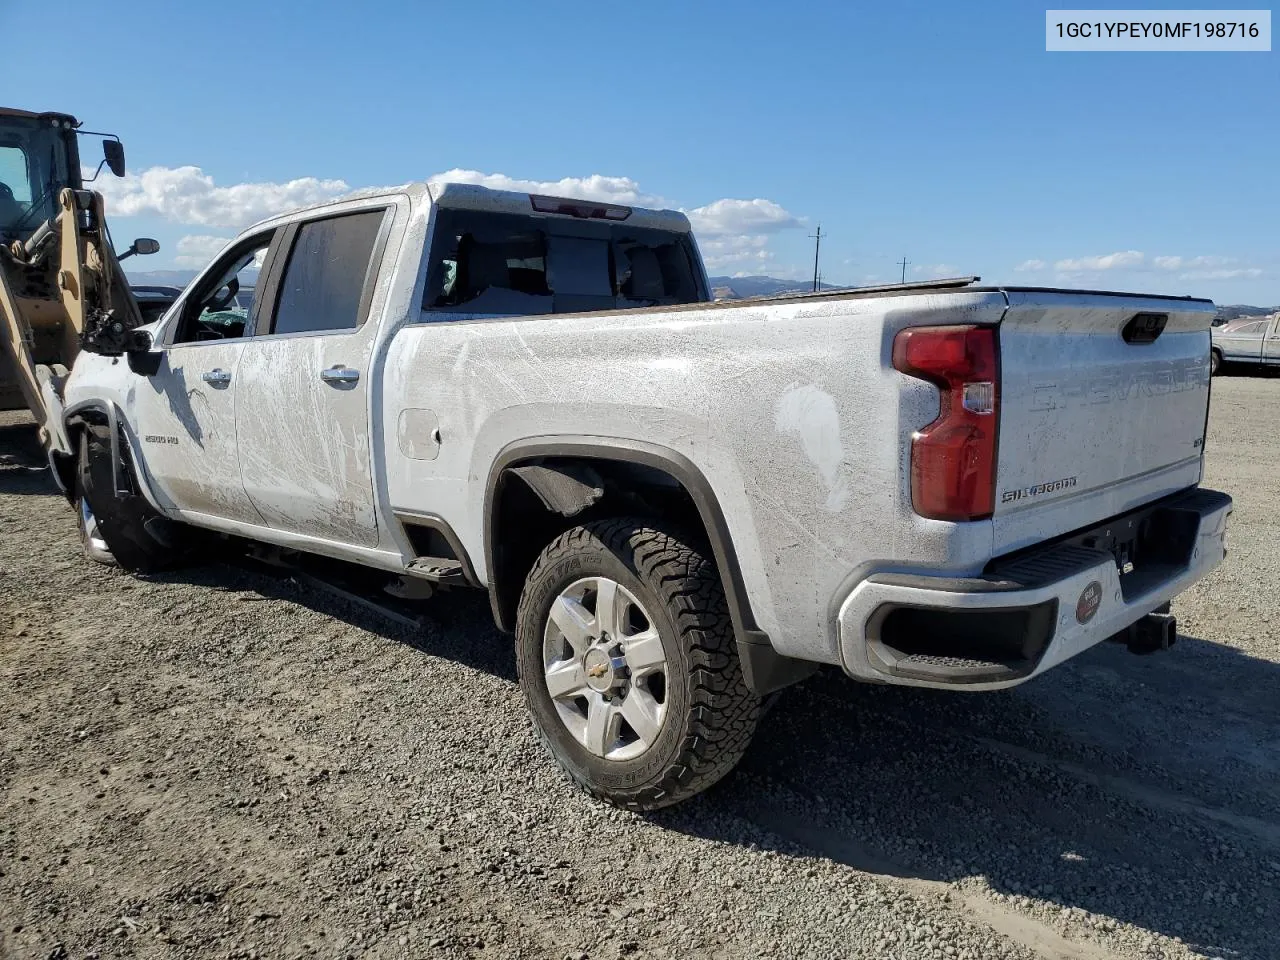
[76,425,184,572]
[515,517,760,810]
[1210,349,1222,376]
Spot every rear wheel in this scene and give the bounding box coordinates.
[1210,349,1222,375]
[76,425,186,572]
[515,518,759,810]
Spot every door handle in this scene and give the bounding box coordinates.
[320,365,360,385]
[201,368,232,385]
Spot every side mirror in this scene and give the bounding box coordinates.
[126,330,163,376]
[103,139,126,178]
[117,237,159,261]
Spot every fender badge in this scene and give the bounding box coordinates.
[1075,581,1103,625]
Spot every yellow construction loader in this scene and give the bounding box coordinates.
[0,106,157,448]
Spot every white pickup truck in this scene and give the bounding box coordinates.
[43,182,1232,809]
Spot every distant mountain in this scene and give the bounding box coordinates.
[1216,303,1280,321]
[708,275,850,300]
[125,269,198,287]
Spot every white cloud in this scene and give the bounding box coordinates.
[173,234,232,267]
[685,198,801,237]
[427,169,661,207]
[98,165,350,229]
[1054,250,1145,272]
[698,234,774,270]
[1156,255,1231,271]
[101,164,806,275]
[912,262,959,277]
[1178,267,1262,281]
[684,198,803,272]
[1016,251,1265,286]
[1149,254,1262,282]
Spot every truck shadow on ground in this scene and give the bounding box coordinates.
[658,643,1280,959]
[1216,363,1280,379]
[150,555,521,684]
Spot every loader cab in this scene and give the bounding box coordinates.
[0,109,84,243]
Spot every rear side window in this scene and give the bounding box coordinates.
[423,209,704,316]
[270,209,385,336]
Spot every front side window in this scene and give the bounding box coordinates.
[269,209,386,336]
[171,234,271,344]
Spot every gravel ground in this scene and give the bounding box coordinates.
[2,371,1278,960]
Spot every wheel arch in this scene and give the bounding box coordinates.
[56,399,115,499]
[62,398,167,515]
[483,437,817,696]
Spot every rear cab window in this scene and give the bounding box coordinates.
[422,205,706,317]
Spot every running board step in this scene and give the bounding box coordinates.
[405,557,467,584]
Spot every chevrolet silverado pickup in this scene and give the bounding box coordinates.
[43,182,1233,809]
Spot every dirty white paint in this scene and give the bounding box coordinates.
[63,179,1220,676]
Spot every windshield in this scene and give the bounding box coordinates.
[0,116,74,240]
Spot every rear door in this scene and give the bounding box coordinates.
[992,292,1214,551]
[235,203,393,547]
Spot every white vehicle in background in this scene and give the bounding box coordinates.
[1210,312,1280,374]
[41,181,1232,809]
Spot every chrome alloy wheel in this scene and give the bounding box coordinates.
[79,496,114,563]
[542,576,669,761]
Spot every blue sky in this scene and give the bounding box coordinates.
[4,0,1276,303]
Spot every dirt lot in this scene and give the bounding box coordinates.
[2,373,1278,960]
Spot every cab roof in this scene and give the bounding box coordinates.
[0,107,79,125]
[244,181,692,235]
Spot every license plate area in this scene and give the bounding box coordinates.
[985,490,1206,601]
[1063,502,1199,600]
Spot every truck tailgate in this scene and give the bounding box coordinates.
[993,291,1214,553]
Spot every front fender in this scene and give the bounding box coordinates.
[62,398,167,515]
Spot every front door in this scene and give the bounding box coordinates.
[236,204,391,548]
[129,229,279,524]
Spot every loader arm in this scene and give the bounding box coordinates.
[0,187,144,443]
[0,256,44,424]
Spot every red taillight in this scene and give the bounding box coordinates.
[892,325,1000,522]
